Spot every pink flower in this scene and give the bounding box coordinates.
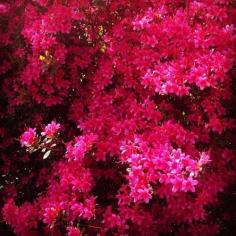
[199,152,210,165]
[67,227,81,236]
[2,199,19,226]
[42,121,60,138]
[171,177,183,193]
[20,128,37,147]
[182,177,198,192]
[0,3,9,14]
[43,206,60,225]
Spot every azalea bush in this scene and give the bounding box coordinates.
[0,0,236,235]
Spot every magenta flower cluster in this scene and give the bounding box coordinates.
[0,1,235,236]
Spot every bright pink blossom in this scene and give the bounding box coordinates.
[42,121,60,138]
[67,227,81,236]
[20,128,37,147]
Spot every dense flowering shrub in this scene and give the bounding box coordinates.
[0,0,236,235]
